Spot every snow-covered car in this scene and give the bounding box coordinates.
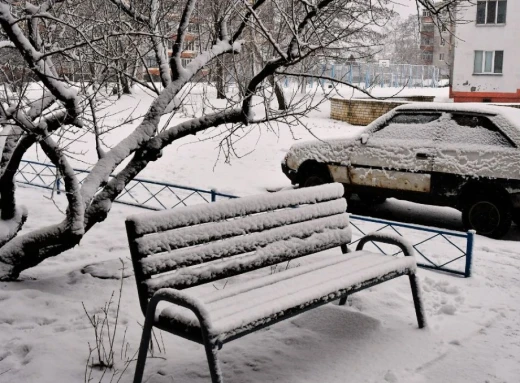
[282,103,520,238]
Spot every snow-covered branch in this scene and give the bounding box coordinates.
[81,38,243,206]
[0,41,14,49]
[0,4,79,117]
[107,0,150,24]
[0,0,471,279]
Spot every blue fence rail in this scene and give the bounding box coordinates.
[349,215,474,278]
[16,160,473,278]
[16,160,236,210]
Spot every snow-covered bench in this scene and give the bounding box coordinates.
[126,183,426,383]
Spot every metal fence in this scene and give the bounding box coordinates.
[16,159,473,278]
[349,215,473,278]
[281,62,441,89]
[16,160,236,210]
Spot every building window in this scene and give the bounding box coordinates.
[439,53,445,61]
[421,23,434,32]
[421,36,433,46]
[474,50,503,74]
[477,0,507,24]
[182,58,192,67]
[440,38,445,46]
[145,56,157,68]
[422,10,431,17]
[183,40,195,51]
[186,23,198,33]
[421,52,433,62]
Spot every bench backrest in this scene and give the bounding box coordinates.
[126,183,351,314]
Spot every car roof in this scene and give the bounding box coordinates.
[393,102,520,127]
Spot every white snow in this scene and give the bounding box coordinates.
[129,183,345,236]
[3,184,520,383]
[2,87,520,383]
[158,250,416,338]
[143,224,352,292]
[285,102,520,180]
[134,198,347,255]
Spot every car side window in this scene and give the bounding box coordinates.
[372,113,442,141]
[439,113,515,147]
[385,113,441,125]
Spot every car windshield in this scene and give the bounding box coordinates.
[371,112,514,148]
[372,113,442,141]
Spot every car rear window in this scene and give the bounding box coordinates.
[439,114,514,147]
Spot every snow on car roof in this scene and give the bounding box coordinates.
[395,102,520,128]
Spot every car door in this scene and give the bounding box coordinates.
[433,113,520,181]
[346,112,443,194]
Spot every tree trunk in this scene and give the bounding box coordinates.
[216,59,226,99]
[300,77,307,94]
[269,75,287,110]
[121,66,132,95]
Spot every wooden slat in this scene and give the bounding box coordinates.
[135,199,347,255]
[138,213,349,276]
[127,183,345,236]
[144,226,352,294]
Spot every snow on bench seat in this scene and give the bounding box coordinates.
[157,250,416,342]
[128,183,346,236]
[141,217,350,291]
[134,199,347,256]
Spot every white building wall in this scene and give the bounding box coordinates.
[452,1,520,100]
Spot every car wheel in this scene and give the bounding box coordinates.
[512,209,520,226]
[462,195,511,238]
[358,193,387,205]
[299,164,331,188]
[301,175,327,187]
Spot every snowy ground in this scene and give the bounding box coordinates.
[2,86,520,383]
[22,84,451,196]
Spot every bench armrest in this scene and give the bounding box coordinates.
[356,232,415,257]
[146,288,213,331]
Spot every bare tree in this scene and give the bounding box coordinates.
[381,14,422,65]
[0,0,467,279]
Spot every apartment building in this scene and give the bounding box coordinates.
[420,4,455,79]
[451,0,519,102]
[145,22,200,79]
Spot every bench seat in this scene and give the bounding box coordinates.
[157,250,416,343]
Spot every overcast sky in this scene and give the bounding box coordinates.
[390,0,421,19]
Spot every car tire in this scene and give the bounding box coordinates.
[462,194,511,238]
[512,209,520,226]
[358,193,387,205]
[299,164,331,188]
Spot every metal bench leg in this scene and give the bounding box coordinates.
[133,315,154,383]
[409,273,427,329]
[338,295,348,306]
[203,341,224,383]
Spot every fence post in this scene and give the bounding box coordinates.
[211,189,216,202]
[464,230,475,278]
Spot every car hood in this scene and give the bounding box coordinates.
[284,135,361,170]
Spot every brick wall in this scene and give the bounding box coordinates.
[330,98,410,126]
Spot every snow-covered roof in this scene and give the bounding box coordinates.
[395,103,520,128]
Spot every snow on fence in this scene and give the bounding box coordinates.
[16,160,473,278]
